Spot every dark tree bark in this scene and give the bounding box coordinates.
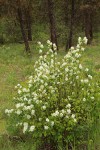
[66,0,75,50]
[84,8,93,44]
[82,1,94,45]
[47,0,58,51]
[25,6,32,41]
[17,0,30,53]
[90,15,93,40]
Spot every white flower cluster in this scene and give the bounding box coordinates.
[5,37,97,137]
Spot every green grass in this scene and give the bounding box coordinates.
[0,38,100,149]
[0,43,37,133]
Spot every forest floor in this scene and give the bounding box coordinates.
[0,38,100,149]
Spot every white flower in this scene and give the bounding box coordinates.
[47,40,52,45]
[16,110,21,115]
[16,84,22,89]
[73,118,77,122]
[79,64,82,70]
[23,122,28,133]
[39,118,42,121]
[76,76,79,79]
[62,62,66,67]
[29,76,33,80]
[16,122,22,127]
[28,79,32,84]
[22,88,29,93]
[46,118,49,122]
[39,56,43,59]
[5,109,9,114]
[85,68,89,72]
[51,54,54,57]
[17,83,21,87]
[29,125,35,132]
[28,84,32,88]
[5,109,14,114]
[76,44,80,49]
[76,60,79,63]
[65,77,68,81]
[91,97,94,100]
[60,113,63,117]
[52,113,55,117]
[28,100,32,104]
[42,105,46,110]
[16,103,21,108]
[21,103,24,107]
[18,89,21,94]
[52,110,59,117]
[37,41,41,45]
[57,62,60,65]
[27,115,31,119]
[39,49,42,54]
[83,98,86,102]
[51,121,54,126]
[88,92,90,96]
[57,82,60,85]
[71,114,75,119]
[55,110,59,116]
[31,110,35,115]
[75,53,80,58]
[61,109,65,114]
[65,68,69,72]
[44,126,49,130]
[40,85,44,90]
[53,43,56,47]
[78,37,82,43]
[49,49,53,53]
[40,44,44,48]
[88,75,92,80]
[67,109,71,114]
[39,66,43,70]
[24,97,28,101]
[70,47,74,50]
[81,47,85,51]
[36,100,39,104]
[54,52,57,55]
[51,59,54,64]
[51,89,55,93]
[81,79,84,83]
[70,81,73,84]
[84,79,89,83]
[83,37,88,44]
[74,67,77,70]
[65,115,69,119]
[44,82,48,86]
[66,104,71,108]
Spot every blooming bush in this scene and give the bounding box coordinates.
[5,37,99,149]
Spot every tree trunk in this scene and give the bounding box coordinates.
[17,0,30,53]
[84,9,93,44]
[90,14,93,41]
[25,7,32,41]
[47,0,58,51]
[66,0,75,50]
